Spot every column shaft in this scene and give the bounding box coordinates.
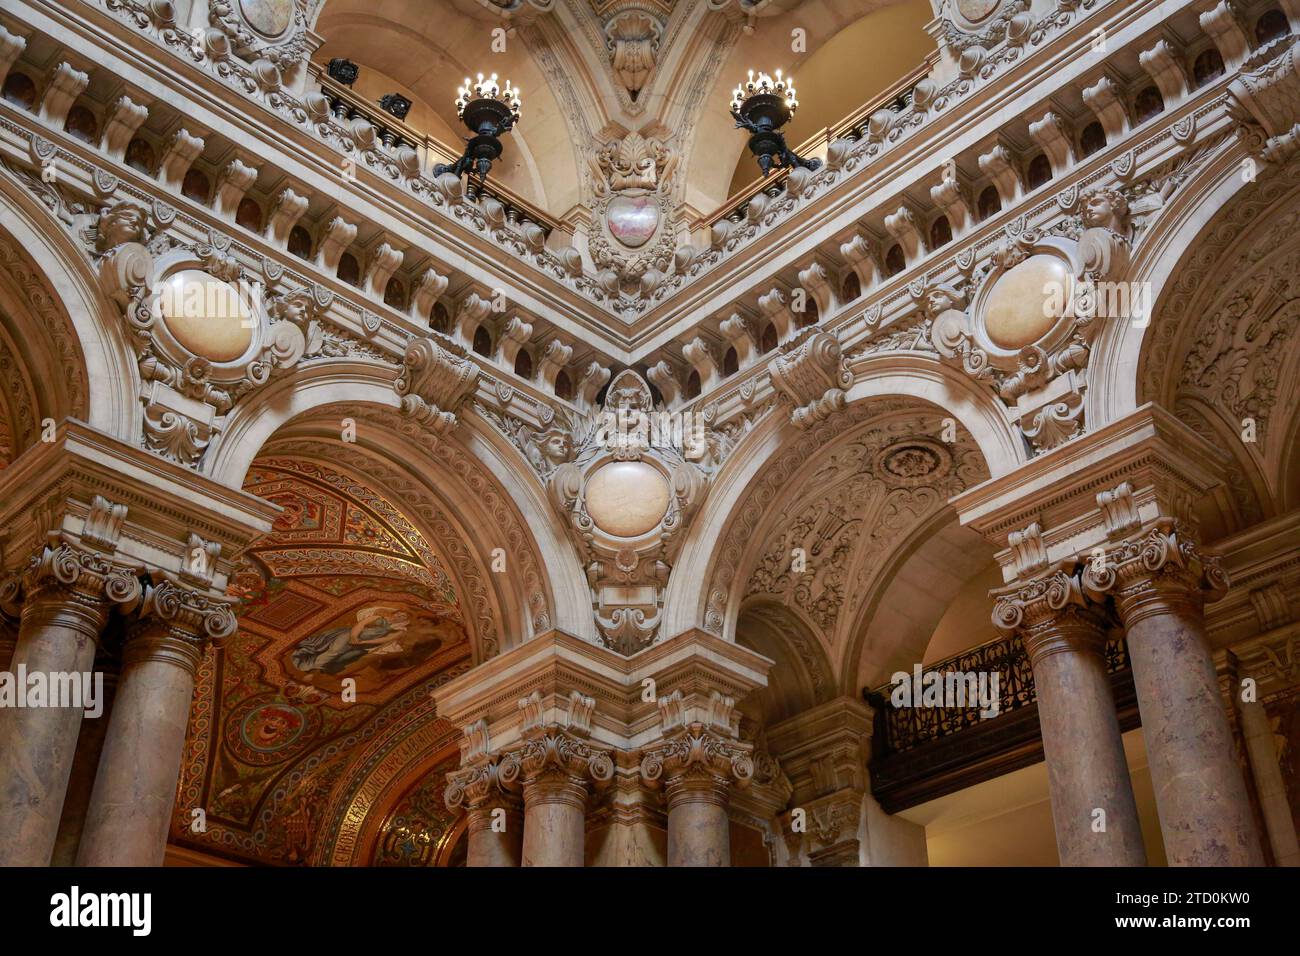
[76,635,200,866]
[1124,598,1264,865]
[1031,638,1147,865]
[522,778,586,867]
[1236,690,1300,866]
[50,668,118,866]
[465,803,523,867]
[666,785,730,867]
[0,596,105,865]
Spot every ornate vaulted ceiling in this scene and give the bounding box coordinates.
[170,457,472,865]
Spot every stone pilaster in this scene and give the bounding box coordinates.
[513,730,614,867]
[992,563,1147,866]
[75,574,236,866]
[0,534,142,866]
[1083,519,1265,866]
[641,722,753,867]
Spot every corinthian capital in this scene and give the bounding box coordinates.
[513,730,615,788]
[23,538,143,611]
[639,722,754,800]
[139,577,237,641]
[991,562,1108,661]
[445,756,521,812]
[1079,518,1230,625]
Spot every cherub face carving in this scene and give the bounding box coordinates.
[96,203,148,252]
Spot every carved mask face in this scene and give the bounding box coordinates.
[98,205,147,249]
[542,432,572,463]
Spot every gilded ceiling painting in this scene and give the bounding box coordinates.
[170,457,472,865]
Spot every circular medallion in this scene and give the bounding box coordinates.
[957,0,1001,23]
[158,269,255,362]
[983,255,1070,351]
[240,0,294,38]
[584,460,670,537]
[606,195,660,249]
[226,696,319,765]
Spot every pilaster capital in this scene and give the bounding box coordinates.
[991,562,1109,662]
[1080,518,1230,626]
[10,536,145,638]
[640,722,754,806]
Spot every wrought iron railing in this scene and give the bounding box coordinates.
[866,631,1131,756]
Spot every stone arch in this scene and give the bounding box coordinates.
[0,171,136,450]
[208,361,590,642]
[735,598,835,727]
[1119,155,1300,538]
[662,391,994,669]
[1087,134,1253,430]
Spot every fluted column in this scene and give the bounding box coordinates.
[641,723,753,867]
[1084,519,1265,866]
[515,731,613,867]
[0,541,141,866]
[992,564,1147,866]
[445,758,523,867]
[76,577,235,866]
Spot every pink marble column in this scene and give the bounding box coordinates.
[0,544,138,866]
[642,722,753,867]
[994,568,1146,866]
[522,777,587,867]
[1088,521,1264,866]
[516,731,612,867]
[76,579,233,866]
[465,801,524,867]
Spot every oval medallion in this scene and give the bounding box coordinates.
[606,195,659,249]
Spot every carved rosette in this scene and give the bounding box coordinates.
[990,562,1108,663]
[1080,518,1230,626]
[639,722,755,808]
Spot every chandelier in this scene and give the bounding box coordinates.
[730,69,820,178]
[433,72,522,184]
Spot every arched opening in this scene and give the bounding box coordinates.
[1079,120,1107,157]
[977,185,1001,221]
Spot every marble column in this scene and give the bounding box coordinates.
[993,566,1147,866]
[76,579,234,866]
[0,542,140,866]
[1232,671,1300,866]
[445,758,523,867]
[0,572,20,671]
[51,662,118,866]
[1085,520,1265,866]
[516,731,612,867]
[641,722,753,867]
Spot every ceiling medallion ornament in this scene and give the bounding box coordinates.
[875,439,953,488]
[588,131,679,294]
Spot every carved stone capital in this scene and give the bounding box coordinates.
[509,730,614,805]
[991,562,1108,663]
[1080,519,1230,627]
[445,756,523,813]
[124,575,236,674]
[640,722,754,807]
[17,537,144,638]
